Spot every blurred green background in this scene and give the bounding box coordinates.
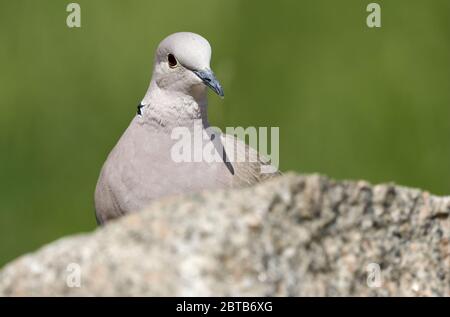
[0,0,449,266]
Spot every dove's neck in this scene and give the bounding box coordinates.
[140,80,209,130]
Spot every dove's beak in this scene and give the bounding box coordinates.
[193,69,224,98]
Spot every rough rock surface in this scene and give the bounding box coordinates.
[0,173,449,296]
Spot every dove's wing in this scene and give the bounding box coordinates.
[220,133,281,187]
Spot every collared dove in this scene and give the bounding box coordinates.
[95,32,279,225]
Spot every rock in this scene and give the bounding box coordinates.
[0,173,449,296]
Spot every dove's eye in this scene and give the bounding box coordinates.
[168,54,178,68]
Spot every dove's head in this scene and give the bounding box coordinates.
[151,32,224,98]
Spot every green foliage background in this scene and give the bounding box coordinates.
[0,0,449,266]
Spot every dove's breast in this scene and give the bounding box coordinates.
[94,120,235,224]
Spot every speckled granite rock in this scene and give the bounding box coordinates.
[0,173,449,296]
